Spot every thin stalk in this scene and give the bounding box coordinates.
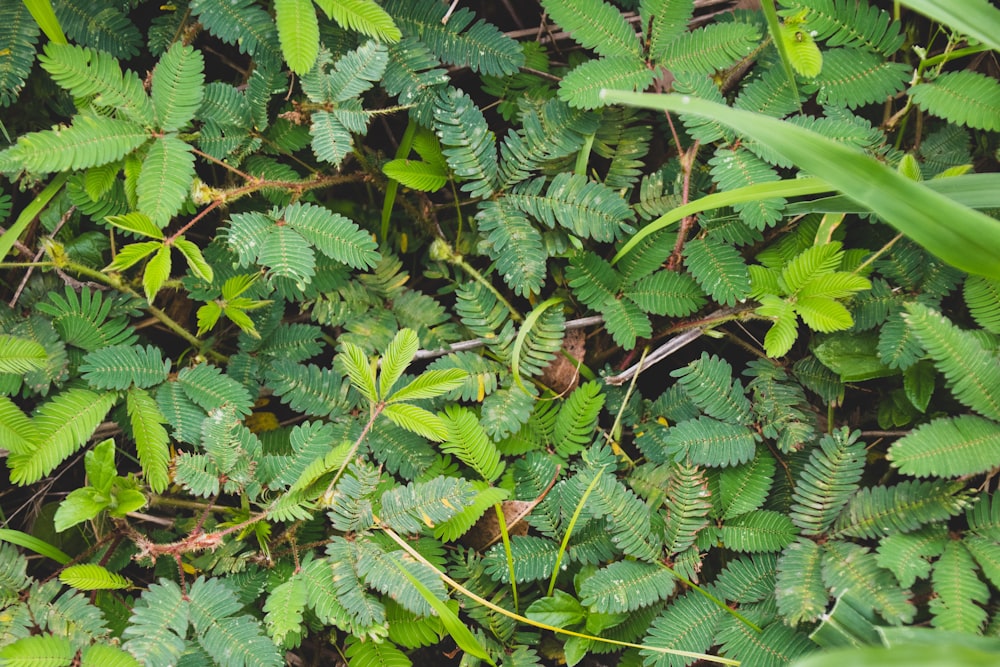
[379,524,739,666]
[546,467,606,598]
[658,562,763,633]
[491,504,519,613]
[450,255,523,322]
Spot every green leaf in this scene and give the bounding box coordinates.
[382,402,449,441]
[600,90,1000,279]
[53,486,107,532]
[59,563,131,590]
[888,415,1000,478]
[721,510,798,552]
[930,540,988,633]
[263,575,306,645]
[275,0,319,74]
[9,115,149,173]
[0,529,71,564]
[7,389,117,486]
[579,560,675,613]
[0,334,47,374]
[388,369,467,403]
[388,553,494,664]
[558,55,655,110]
[0,635,74,667]
[379,328,419,399]
[313,0,401,42]
[127,386,171,493]
[542,0,640,57]
[143,245,172,302]
[382,158,449,191]
[106,212,163,239]
[438,405,504,481]
[152,42,205,131]
[379,476,476,532]
[339,341,378,402]
[80,644,142,667]
[776,538,828,624]
[80,344,170,390]
[904,302,1000,420]
[105,240,162,273]
[282,201,380,269]
[0,396,35,454]
[174,237,214,282]
[526,589,586,627]
[137,135,194,228]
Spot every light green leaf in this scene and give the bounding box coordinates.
[379,328,419,399]
[85,438,117,493]
[54,487,107,532]
[22,0,68,45]
[105,241,161,272]
[59,563,131,590]
[106,212,164,239]
[382,158,449,191]
[143,245,172,302]
[0,397,35,454]
[0,334,47,374]
[174,237,214,282]
[0,635,74,667]
[388,369,467,403]
[128,387,171,493]
[0,529,71,564]
[339,341,377,402]
[382,403,449,441]
[314,0,401,42]
[526,590,586,628]
[276,0,320,75]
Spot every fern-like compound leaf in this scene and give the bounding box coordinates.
[558,55,654,110]
[324,538,388,638]
[580,560,675,613]
[0,3,39,107]
[543,0,640,57]
[964,275,1000,334]
[8,389,117,485]
[682,237,750,307]
[122,579,190,667]
[790,0,904,55]
[483,535,559,583]
[379,328,419,399]
[930,540,988,633]
[643,0,696,63]
[903,302,1000,421]
[9,115,148,173]
[188,577,282,667]
[127,386,170,493]
[38,43,154,127]
[151,42,204,132]
[910,71,1000,132]
[301,40,388,104]
[0,635,75,667]
[813,48,909,109]
[822,541,914,624]
[79,344,169,391]
[566,251,620,310]
[875,526,948,588]
[721,510,798,553]
[314,0,400,42]
[263,575,306,646]
[0,334,46,374]
[663,416,759,467]
[641,590,724,667]
[507,173,635,242]
[660,22,761,75]
[383,38,449,125]
[718,449,775,520]
[888,414,1000,478]
[439,405,504,482]
[355,541,448,617]
[602,296,652,350]
[709,147,785,231]
[189,0,282,69]
[379,477,476,533]
[274,0,319,75]
[59,563,130,590]
[177,363,253,416]
[433,88,497,199]
[672,353,753,425]
[833,479,974,539]
[385,0,523,77]
[138,134,194,229]
[628,270,706,317]
[343,636,411,667]
[53,0,141,58]
[475,201,547,298]
[553,381,605,458]
[661,462,712,555]
[775,538,827,625]
[789,427,866,535]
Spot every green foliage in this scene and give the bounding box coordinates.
[2,1,1000,666]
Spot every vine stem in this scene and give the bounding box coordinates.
[377,523,739,666]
